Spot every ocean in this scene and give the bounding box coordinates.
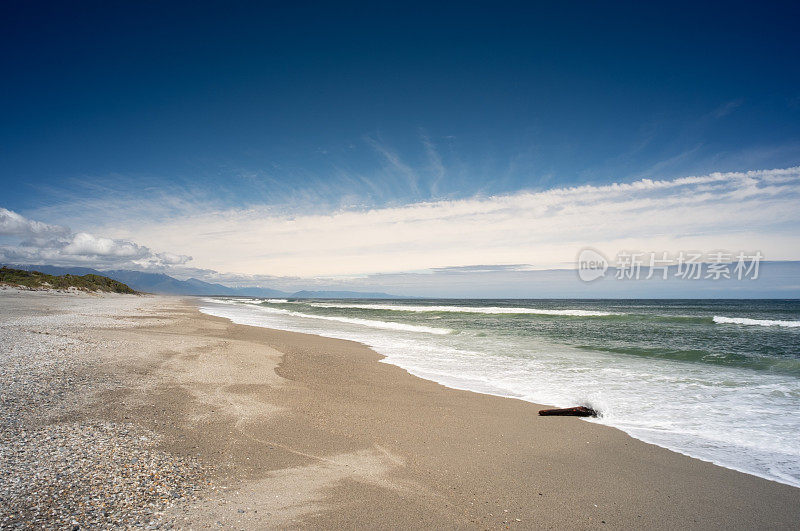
[198,297,800,487]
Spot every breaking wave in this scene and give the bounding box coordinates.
[304,302,620,317]
[714,316,800,328]
[207,303,453,335]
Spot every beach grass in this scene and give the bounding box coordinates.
[0,266,137,293]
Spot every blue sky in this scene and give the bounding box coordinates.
[1,2,799,295]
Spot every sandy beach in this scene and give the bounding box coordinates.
[1,290,798,529]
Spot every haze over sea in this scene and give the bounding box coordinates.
[201,297,800,488]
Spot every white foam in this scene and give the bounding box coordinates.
[205,303,453,335]
[714,316,800,328]
[198,297,800,488]
[303,302,620,317]
[206,297,263,305]
[266,298,289,303]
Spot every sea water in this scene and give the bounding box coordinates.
[199,298,800,487]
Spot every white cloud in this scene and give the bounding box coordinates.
[0,208,69,238]
[63,232,149,258]
[0,209,191,270]
[6,167,799,281]
[92,167,800,277]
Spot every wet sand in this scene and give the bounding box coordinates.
[3,291,799,529]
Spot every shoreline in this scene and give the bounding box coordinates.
[198,296,800,490]
[379,363,799,489]
[157,296,800,528]
[2,290,799,528]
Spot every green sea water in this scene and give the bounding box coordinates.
[200,298,800,487]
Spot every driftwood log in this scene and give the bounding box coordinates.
[538,406,597,417]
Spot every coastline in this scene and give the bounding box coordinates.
[2,290,798,529]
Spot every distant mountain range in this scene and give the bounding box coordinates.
[4,264,408,299]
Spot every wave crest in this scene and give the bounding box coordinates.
[304,302,620,317]
[252,305,454,335]
[713,316,800,328]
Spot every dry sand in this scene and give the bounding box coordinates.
[2,290,799,529]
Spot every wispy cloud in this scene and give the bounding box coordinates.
[420,131,445,196]
[75,167,800,277]
[364,135,420,196]
[632,144,705,180]
[6,168,800,280]
[709,98,745,119]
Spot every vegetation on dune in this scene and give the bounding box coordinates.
[0,267,137,294]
